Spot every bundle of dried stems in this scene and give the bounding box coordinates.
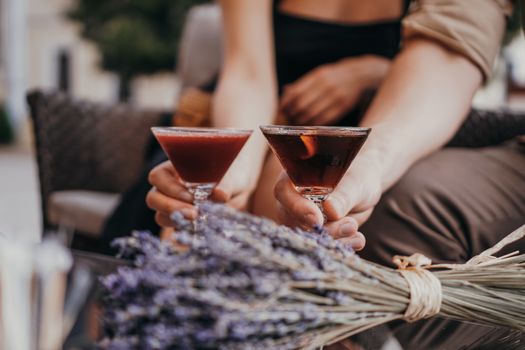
[100,203,525,350]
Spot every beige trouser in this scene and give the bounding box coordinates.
[360,141,525,349]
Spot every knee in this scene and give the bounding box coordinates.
[360,153,468,266]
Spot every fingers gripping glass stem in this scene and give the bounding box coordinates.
[260,125,370,232]
[187,182,215,231]
[303,194,328,224]
[151,126,252,233]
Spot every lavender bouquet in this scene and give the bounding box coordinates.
[100,203,525,349]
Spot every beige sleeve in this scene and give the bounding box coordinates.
[402,0,513,81]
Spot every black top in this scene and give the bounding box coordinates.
[273,0,409,90]
[201,3,408,124]
[273,3,407,125]
[274,11,402,91]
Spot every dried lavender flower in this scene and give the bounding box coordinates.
[100,203,525,349]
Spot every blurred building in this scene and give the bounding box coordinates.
[0,0,179,132]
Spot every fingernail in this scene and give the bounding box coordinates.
[343,238,361,251]
[342,240,357,252]
[305,213,320,227]
[327,196,343,218]
[179,207,197,219]
[340,236,365,251]
[340,222,357,237]
[179,191,193,202]
[212,187,229,202]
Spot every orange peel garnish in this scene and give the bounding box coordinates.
[299,135,316,159]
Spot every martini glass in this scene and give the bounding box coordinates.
[152,127,252,228]
[260,125,370,225]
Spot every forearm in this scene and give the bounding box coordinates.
[339,55,390,92]
[214,0,277,181]
[359,39,482,191]
[212,73,277,175]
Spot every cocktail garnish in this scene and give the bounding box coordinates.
[299,135,316,159]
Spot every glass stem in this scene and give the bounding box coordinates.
[193,187,210,206]
[187,183,215,233]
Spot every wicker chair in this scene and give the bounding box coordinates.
[26,4,223,249]
[27,90,167,247]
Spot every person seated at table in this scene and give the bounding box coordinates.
[146,0,525,348]
[148,0,522,249]
[103,0,407,243]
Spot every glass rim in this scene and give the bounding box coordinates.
[259,125,371,135]
[151,126,253,136]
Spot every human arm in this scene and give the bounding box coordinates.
[212,0,277,205]
[276,37,482,234]
[279,55,390,126]
[274,0,513,235]
[146,0,277,225]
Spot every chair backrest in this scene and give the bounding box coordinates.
[27,90,166,229]
[176,3,223,91]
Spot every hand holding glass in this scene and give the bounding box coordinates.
[152,127,252,227]
[261,125,370,226]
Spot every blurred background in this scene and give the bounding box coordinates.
[0,0,211,241]
[0,0,524,243]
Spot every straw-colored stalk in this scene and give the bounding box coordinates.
[290,225,525,348]
[100,204,525,350]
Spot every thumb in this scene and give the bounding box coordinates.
[324,185,356,221]
[211,177,235,202]
[274,173,324,227]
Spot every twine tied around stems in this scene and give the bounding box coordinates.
[391,225,525,323]
[393,253,442,322]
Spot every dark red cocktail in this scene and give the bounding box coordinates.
[154,131,250,184]
[261,125,370,223]
[152,127,252,226]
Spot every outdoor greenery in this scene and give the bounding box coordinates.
[67,0,209,101]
